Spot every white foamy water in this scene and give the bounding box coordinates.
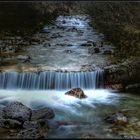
[0,89,119,110]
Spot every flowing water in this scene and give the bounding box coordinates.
[0,89,140,138]
[0,15,111,71]
[0,15,140,138]
[27,15,107,71]
[0,70,104,90]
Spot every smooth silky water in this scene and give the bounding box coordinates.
[0,89,140,138]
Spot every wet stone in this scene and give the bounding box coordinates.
[31,108,55,121]
[17,128,47,139]
[64,49,73,53]
[104,112,128,125]
[0,108,4,119]
[23,121,41,129]
[43,43,51,48]
[0,119,22,128]
[94,47,100,53]
[3,101,32,123]
[65,88,86,99]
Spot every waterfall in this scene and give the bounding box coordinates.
[0,70,104,90]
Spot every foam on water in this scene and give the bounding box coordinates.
[0,89,119,110]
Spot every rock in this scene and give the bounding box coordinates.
[31,108,55,121]
[121,134,140,139]
[0,108,4,119]
[0,119,22,128]
[23,119,48,129]
[125,83,140,93]
[87,41,96,46]
[23,121,41,129]
[94,47,100,53]
[104,112,128,125]
[104,58,140,91]
[40,29,51,34]
[105,84,124,90]
[17,128,47,139]
[81,43,93,47]
[80,64,93,71]
[64,50,73,53]
[81,133,96,139]
[47,120,59,129]
[43,43,51,48]
[57,26,66,30]
[17,55,31,62]
[103,50,113,55]
[100,41,103,47]
[67,44,73,47]
[51,33,62,39]
[62,20,66,24]
[3,101,32,123]
[65,88,86,99]
[67,27,78,32]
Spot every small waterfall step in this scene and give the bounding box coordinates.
[0,70,104,90]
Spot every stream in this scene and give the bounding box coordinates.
[0,15,140,138]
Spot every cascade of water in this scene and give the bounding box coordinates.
[0,70,104,90]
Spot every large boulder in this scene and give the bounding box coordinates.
[3,102,32,123]
[65,88,86,99]
[0,101,55,139]
[31,108,55,121]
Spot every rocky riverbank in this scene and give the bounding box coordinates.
[104,57,140,92]
[0,101,55,138]
[1,98,140,139]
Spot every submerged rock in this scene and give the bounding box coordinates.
[31,108,55,121]
[87,40,96,46]
[64,49,73,53]
[43,43,51,48]
[104,112,128,125]
[3,101,32,123]
[94,47,100,53]
[125,83,140,93]
[65,88,86,99]
[81,43,93,47]
[67,27,78,32]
